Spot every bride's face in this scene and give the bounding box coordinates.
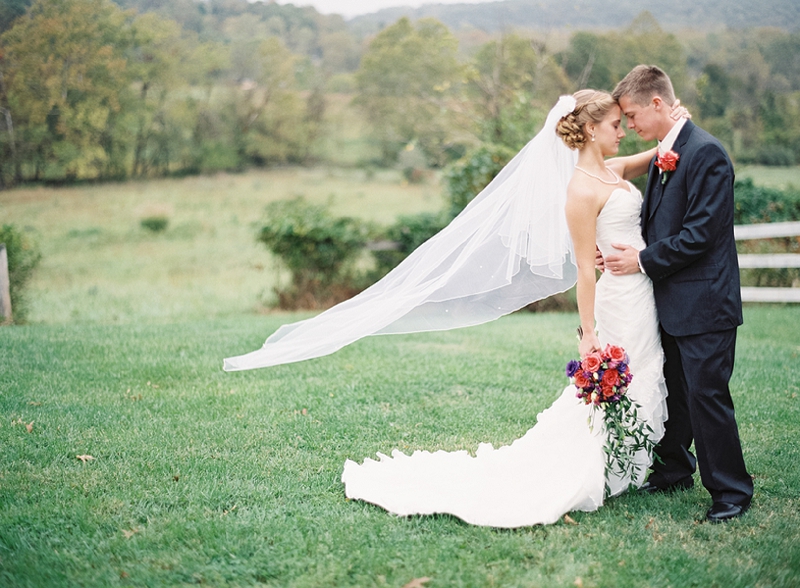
[591,105,627,157]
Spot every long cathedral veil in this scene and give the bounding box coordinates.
[223,95,579,371]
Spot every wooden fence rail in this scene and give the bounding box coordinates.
[735,221,800,303]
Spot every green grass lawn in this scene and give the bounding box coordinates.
[735,165,800,190]
[2,307,799,587]
[2,167,799,586]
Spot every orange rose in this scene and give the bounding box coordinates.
[602,369,620,387]
[606,345,626,363]
[575,372,591,389]
[582,353,602,373]
[656,150,679,172]
[601,382,615,397]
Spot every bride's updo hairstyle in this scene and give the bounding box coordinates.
[556,89,617,150]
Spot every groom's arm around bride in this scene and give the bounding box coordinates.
[605,65,753,522]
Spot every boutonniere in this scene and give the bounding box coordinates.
[655,150,679,185]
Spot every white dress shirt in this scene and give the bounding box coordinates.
[657,117,687,172]
[637,117,687,273]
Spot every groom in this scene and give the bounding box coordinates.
[604,65,753,522]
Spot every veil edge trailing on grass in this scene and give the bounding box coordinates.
[223,95,579,371]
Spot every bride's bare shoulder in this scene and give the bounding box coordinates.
[566,175,601,207]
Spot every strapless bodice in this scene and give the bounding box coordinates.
[595,184,645,259]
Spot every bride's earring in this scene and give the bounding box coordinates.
[591,133,596,142]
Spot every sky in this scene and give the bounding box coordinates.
[273,0,500,19]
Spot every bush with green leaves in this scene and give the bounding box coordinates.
[258,198,370,309]
[140,216,169,233]
[370,211,449,278]
[734,178,800,288]
[0,224,42,324]
[734,178,800,224]
[443,143,516,218]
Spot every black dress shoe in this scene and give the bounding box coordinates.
[639,477,694,494]
[706,501,750,522]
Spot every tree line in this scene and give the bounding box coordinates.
[0,0,799,187]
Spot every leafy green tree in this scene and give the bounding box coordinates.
[127,13,189,177]
[696,63,732,119]
[468,34,569,150]
[558,31,615,91]
[681,28,799,164]
[0,0,30,33]
[444,143,516,217]
[756,90,799,165]
[559,12,687,97]
[355,17,465,166]
[0,0,133,181]
[318,30,360,75]
[0,53,20,186]
[762,32,800,91]
[179,40,241,174]
[615,12,687,95]
[233,37,311,165]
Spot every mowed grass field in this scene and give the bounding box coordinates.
[2,308,799,587]
[736,165,800,190]
[1,165,800,586]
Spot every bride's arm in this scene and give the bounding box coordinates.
[565,184,603,358]
[607,148,657,181]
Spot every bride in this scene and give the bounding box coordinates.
[225,90,682,527]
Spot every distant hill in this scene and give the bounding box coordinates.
[348,0,800,35]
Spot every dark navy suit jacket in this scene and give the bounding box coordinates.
[638,120,743,337]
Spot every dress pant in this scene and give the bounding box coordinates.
[651,327,753,506]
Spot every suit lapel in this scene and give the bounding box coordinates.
[645,120,695,224]
[641,154,659,234]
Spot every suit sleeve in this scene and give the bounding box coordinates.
[639,142,734,282]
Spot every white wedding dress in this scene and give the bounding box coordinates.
[341,184,668,527]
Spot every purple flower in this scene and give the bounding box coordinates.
[566,359,581,378]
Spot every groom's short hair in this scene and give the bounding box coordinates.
[613,65,676,106]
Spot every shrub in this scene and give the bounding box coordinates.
[0,224,42,324]
[524,290,578,313]
[402,166,427,184]
[140,216,170,233]
[258,198,370,309]
[370,211,449,278]
[734,179,800,288]
[734,178,800,224]
[444,143,516,218]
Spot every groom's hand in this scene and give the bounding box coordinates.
[605,243,642,275]
[595,246,606,272]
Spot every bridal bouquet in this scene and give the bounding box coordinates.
[566,345,655,497]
